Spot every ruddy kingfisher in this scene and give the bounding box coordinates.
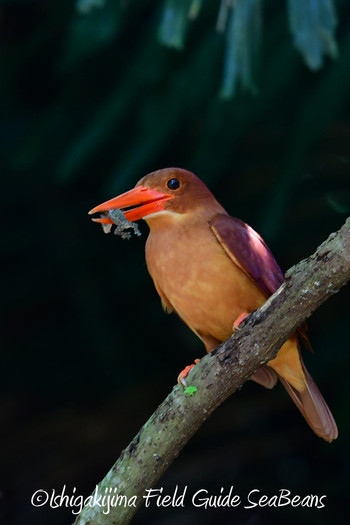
[89,168,337,442]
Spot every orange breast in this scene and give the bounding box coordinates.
[145,213,266,344]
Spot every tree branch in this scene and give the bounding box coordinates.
[75,217,350,525]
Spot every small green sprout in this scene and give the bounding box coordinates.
[184,385,197,396]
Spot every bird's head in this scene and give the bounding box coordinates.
[88,168,223,224]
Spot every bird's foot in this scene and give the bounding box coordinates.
[177,359,200,387]
[232,312,249,332]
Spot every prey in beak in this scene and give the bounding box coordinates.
[88,185,174,239]
[96,210,142,239]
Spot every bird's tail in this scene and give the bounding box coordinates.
[267,336,338,443]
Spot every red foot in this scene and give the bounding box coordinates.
[177,359,200,386]
[233,312,249,332]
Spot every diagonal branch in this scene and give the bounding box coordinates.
[75,217,350,525]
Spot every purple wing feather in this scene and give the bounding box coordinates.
[209,214,284,296]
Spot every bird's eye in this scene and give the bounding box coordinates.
[167,178,180,190]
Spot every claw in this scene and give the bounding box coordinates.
[177,359,200,386]
[233,312,249,332]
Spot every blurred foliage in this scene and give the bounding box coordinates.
[1,1,350,524]
[287,0,338,70]
[158,0,338,96]
[219,0,262,98]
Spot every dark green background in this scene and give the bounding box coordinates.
[2,1,350,524]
